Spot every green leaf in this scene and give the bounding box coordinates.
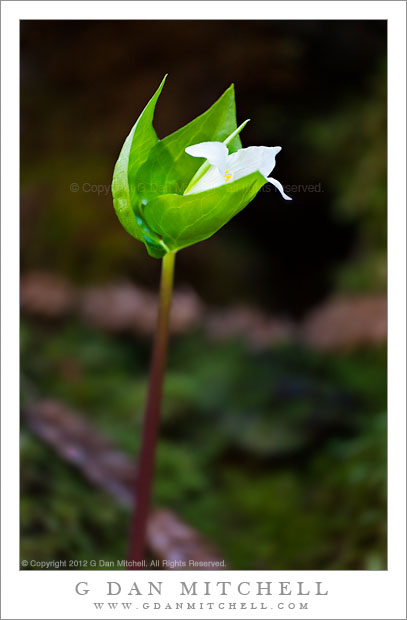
[144,171,267,252]
[111,75,167,245]
[131,83,243,204]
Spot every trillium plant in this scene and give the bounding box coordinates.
[112,75,291,566]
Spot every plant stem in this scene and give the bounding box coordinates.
[128,251,176,566]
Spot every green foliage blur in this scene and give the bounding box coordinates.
[21,321,386,569]
[20,20,386,569]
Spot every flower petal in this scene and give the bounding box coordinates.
[184,166,225,194]
[185,141,290,198]
[227,146,282,180]
[185,141,228,174]
[267,176,292,200]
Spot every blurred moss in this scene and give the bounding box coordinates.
[21,318,386,569]
[20,431,129,567]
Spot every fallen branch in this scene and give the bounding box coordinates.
[23,399,224,569]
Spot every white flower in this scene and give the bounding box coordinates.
[184,124,291,200]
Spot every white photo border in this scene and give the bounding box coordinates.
[2,2,405,619]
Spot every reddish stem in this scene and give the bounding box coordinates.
[127,251,175,566]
